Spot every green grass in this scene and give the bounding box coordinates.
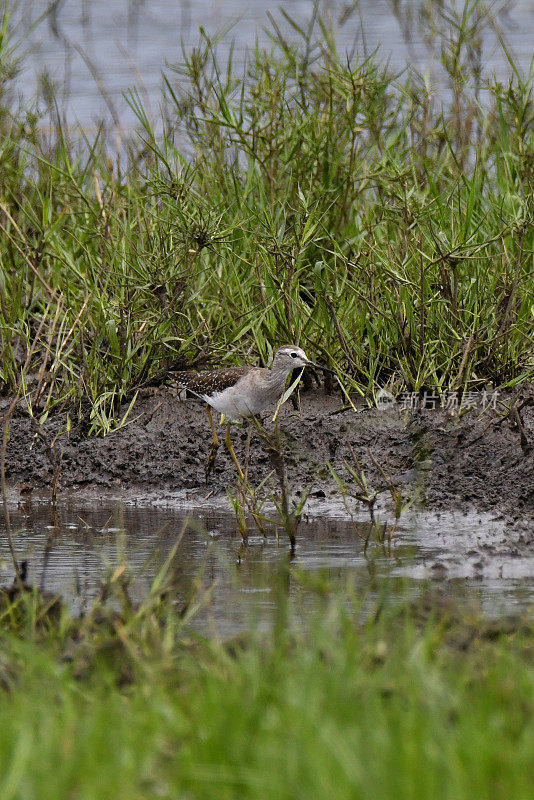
[0,1,532,434]
[1,575,534,799]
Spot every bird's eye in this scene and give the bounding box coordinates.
[290,352,298,358]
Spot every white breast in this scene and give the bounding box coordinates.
[202,371,287,420]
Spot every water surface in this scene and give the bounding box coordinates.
[2,490,532,634]
[14,0,534,130]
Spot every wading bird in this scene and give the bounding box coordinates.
[170,345,332,480]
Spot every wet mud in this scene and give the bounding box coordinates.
[1,385,532,531]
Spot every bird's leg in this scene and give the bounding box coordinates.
[243,420,253,484]
[204,405,220,482]
[225,424,245,482]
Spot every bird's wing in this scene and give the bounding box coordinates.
[168,366,251,397]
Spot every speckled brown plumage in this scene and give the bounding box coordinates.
[169,366,251,396]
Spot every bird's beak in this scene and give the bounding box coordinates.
[304,359,337,375]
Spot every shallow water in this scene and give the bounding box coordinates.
[1,490,532,633]
[15,0,534,130]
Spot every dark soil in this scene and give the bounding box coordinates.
[1,385,533,526]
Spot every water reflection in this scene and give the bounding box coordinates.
[1,491,534,632]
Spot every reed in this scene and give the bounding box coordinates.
[0,1,531,434]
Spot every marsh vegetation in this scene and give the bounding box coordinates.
[0,1,532,434]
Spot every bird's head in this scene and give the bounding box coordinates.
[272,345,311,371]
[272,345,335,375]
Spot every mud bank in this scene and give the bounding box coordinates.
[1,386,533,526]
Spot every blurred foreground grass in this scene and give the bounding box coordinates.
[0,1,532,433]
[1,567,534,799]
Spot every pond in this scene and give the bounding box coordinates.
[2,489,533,634]
[15,0,534,130]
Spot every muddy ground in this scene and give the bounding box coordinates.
[1,384,533,533]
